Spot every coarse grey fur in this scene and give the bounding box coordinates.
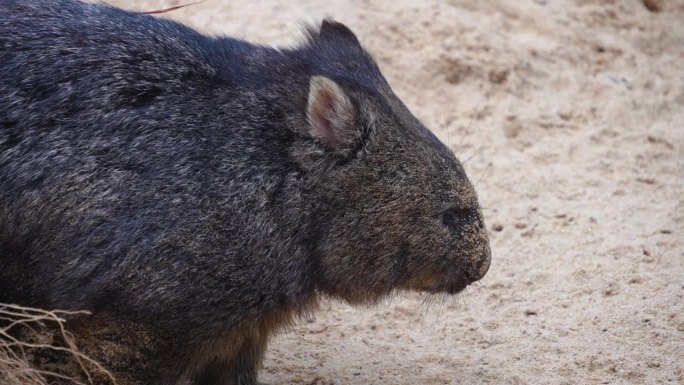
[0,0,491,384]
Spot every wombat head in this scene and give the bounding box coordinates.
[290,21,491,304]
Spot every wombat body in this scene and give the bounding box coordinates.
[0,1,491,384]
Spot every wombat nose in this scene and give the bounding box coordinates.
[441,207,475,230]
[464,245,491,283]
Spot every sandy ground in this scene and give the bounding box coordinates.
[101,1,684,383]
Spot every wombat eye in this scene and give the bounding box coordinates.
[441,207,471,229]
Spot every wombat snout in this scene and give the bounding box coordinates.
[439,205,491,286]
[465,245,491,283]
[420,246,490,295]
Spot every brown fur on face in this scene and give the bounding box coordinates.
[304,91,490,304]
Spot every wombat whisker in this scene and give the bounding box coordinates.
[440,292,451,317]
[139,0,206,15]
[446,116,453,150]
[417,294,430,313]
[474,155,495,188]
[457,100,482,157]
[474,280,491,294]
[460,149,479,166]
[433,293,447,321]
[464,287,473,305]
[414,298,427,322]
[379,291,399,313]
[417,290,461,322]
[448,293,461,310]
[458,292,468,309]
[418,293,439,317]
[456,107,475,153]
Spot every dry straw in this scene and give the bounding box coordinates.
[0,303,116,385]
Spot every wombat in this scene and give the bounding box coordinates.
[0,0,491,384]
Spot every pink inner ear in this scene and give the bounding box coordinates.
[311,89,337,145]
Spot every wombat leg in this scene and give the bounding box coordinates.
[193,332,268,385]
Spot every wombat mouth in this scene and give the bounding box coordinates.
[419,280,468,295]
[417,271,469,295]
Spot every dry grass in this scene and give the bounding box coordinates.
[0,304,116,385]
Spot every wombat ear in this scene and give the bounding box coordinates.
[306,76,356,149]
[318,19,361,47]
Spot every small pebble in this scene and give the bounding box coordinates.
[642,0,661,12]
